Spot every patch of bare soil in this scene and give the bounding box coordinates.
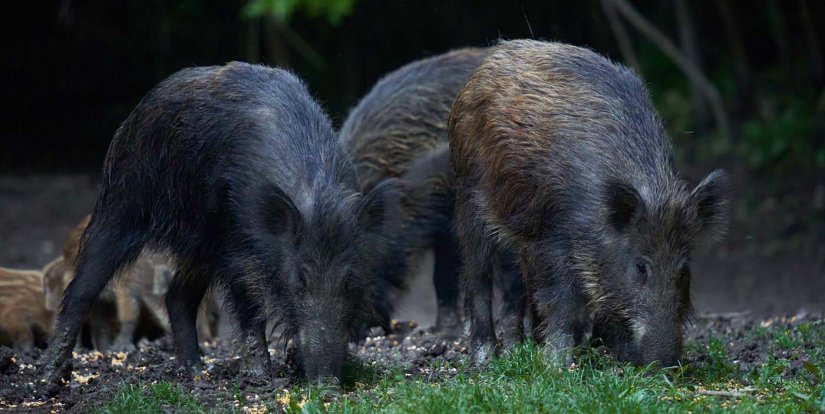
[686,311,824,376]
[1,313,822,413]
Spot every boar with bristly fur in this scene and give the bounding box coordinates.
[450,40,728,367]
[340,48,495,337]
[0,268,51,351]
[40,62,399,386]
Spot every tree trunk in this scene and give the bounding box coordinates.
[156,0,172,79]
[610,0,733,140]
[767,0,791,71]
[57,0,74,26]
[264,17,290,68]
[674,0,709,129]
[798,0,823,86]
[714,0,753,114]
[246,16,261,63]
[600,0,640,73]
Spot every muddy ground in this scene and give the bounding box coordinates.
[0,312,821,412]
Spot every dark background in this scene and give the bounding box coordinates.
[1,0,823,317]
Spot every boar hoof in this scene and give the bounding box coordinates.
[543,337,574,368]
[316,378,343,398]
[434,308,462,340]
[241,358,272,377]
[40,358,72,388]
[111,341,136,352]
[469,340,497,367]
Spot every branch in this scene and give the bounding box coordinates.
[798,0,823,84]
[696,387,756,398]
[600,0,640,72]
[674,0,708,127]
[609,0,733,140]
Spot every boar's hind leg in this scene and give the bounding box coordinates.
[42,216,146,384]
[225,277,272,377]
[165,266,210,374]
[494,249,526,349]
[455,198,497,366]
[432,236,461,339]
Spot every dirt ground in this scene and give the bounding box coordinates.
[0,312,821,412]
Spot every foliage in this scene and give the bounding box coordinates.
[740,98,824,170]
[642,42,825,172]
[242,0,358,25]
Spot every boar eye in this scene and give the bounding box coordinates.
[635,257,650,285]
[344,272,358,292]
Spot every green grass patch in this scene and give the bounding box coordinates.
[290,342,820,414]
[97,321,825,413]
[97,381,208,414]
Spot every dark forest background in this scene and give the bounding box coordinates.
[1,0,823,313]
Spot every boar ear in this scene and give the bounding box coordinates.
[358,178,401,233]
[262,185,301,239]
[691,169,729,239]
[606,179,644,232]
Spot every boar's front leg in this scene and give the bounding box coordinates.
[432,235,462,339]
[165,265,210,376]
[455,196,497,366]
[224,275,272,377]
[521,240,579,367]
[494,249,526,349]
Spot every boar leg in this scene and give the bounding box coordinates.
[572,297,592,347]
[112,285,141,350]
[165,267,209,375]
[143,295,171,333]
[195,293,220,342]
[88,310,114,351]
[455,197,497,366]
[225,278,272,377]
[524,245,578,367]
[41,216,146,384]
[432,236,461,338]
[11,325,35,352]
[495,249,526,349]
[195,304,214,342]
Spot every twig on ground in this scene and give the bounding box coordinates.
[698,311,751,320]
[696,387,756,398]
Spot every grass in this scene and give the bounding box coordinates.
[96,322,825,414]
[97,381,207,414]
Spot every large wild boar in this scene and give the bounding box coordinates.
[41,62,399,386]
[450,40,729,366]
[340,48,521,338]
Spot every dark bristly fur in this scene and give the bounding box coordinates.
[339,48,494,336]
[450,40,729,367]
[40,62,399,386]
